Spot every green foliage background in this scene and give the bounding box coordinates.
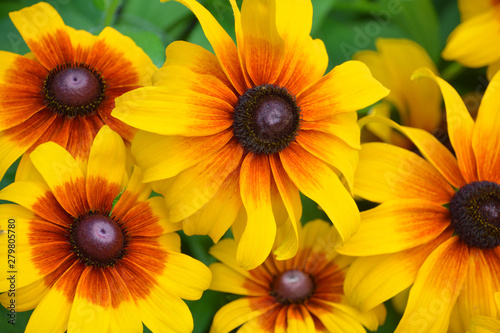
[0,0,476,332]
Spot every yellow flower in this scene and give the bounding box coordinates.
[0,126,211,332]
[0,2,156,180]
[468,293,500,333]
[112,0,388,269]
[208,220,386,333]
[442,0,500,79]
[337,68,500,332]
[354,38,442,148]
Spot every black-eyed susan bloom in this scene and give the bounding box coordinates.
[208,220,386,333]
[442,0,500,79]
[337,68,500,332]
[0,2,156,179]
[0,126,211,332]
[354,38,442,148]
[112,0,389,269]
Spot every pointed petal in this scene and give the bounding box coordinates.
[163,140,243,222]
[280,143,359,242]
[344,230,453,311]
[9,2,73,69]
[442,7,500,67]
[338,199,450,256]
[163,0,246,94]
[301,112,360,149]
[86,126,126,212]
[396,237,469,333]
[296,129,358,191]
[132,129,233,183]
[354,142,455,203]
[298,61,389,121]
[472,70,500,183]
[30,142,89,216]
[413,68,477,182]
[183,169,242,242]
[237,153,276,269]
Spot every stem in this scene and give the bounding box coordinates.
[103,0,123,27]
[441,62,465,82]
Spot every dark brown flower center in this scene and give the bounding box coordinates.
[70,213,127,267]
[43,63,106,118]
[233,84,301,155]
[449,181,500,249]
[270,269,315,304]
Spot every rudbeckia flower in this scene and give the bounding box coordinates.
[354,38,442,148]
[442,0,500,79]
[208,220,386,333]
[112,0,388,269]
[337,68,500,332]
[0,126,211,332]
[468,293,500,333]
[0,2,156,179]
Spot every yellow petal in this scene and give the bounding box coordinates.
[162,0,246,94]
[183,170,242,242]
[458,0,494,21]
[355,142,455,203]
[237,153,276,269]
[30,141,88,217]
[472,69,500,183]
[413,68,477,182]
[132,129,233,183]
[442,7,500,67]
[302,112,361,150]
[338,199,449,256]
[280,142,359,242]
[156,251,211,301]
[298,60,389,121]
[396,237,469,333]
[0,278,49,312]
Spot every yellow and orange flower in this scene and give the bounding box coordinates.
[442,0,500,79]
[208,220,386,333]
[112,0,388,269]
[0,2,156,180]
[337,68,500,332]
[0,126,211,332]
[354,38,442,149]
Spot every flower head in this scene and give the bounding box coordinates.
[337,68,500,332]
[0,126,211,332]
[442,0,500,79]
[208,220,386,333]
[0,2,156,179]
[112,0,388,269]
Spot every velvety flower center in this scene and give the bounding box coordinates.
[270,269,315,304]
[43,63,106,118]
[70,213,127,267]
[449,181,500,249]
[233,84,301,155]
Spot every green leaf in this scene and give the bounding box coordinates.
[380,0,441,63]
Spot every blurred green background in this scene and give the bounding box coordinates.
[0,0,473,332]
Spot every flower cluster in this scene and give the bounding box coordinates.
[0,0,498,332]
